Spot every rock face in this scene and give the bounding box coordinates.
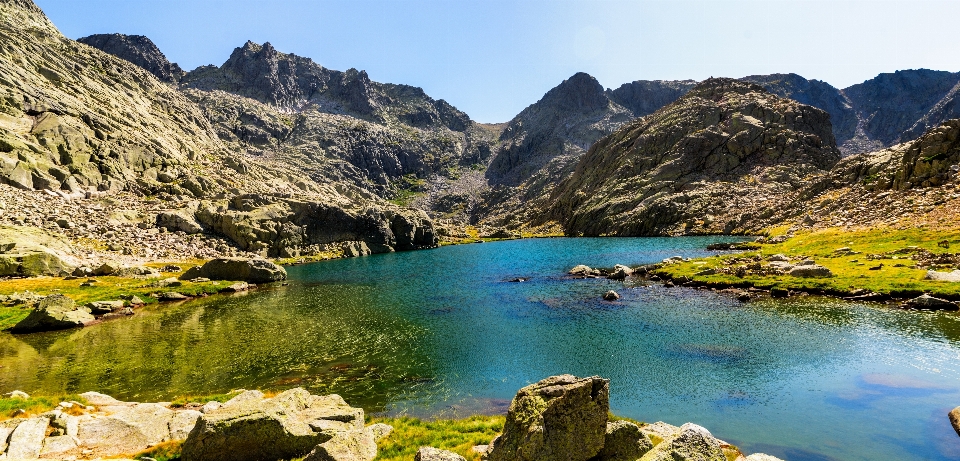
[10,294,95,333]
[545,78,841,236]
[181,258,287,283]
[181,388,369,461]
[486,374,610,461]
[77,33,185,83]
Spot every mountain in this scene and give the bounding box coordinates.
[77,33,185,83]
[0,0,438,263]
[543,78,841,236]
[743,70,960,155]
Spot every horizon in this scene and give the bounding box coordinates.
[32,0,960,123]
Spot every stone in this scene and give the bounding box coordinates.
[638,423,724,461]
[88,300,125,315]
[4,390,29,399]
[79,391,126,407]
[926,270,960,282]
[181,388,365,461]
[787,264,834,278]
[6,417,49,460]
[0,225,79,277]
[40,434,79,457]
[93,261,121,276]
[903,294,959,311]
[220,281,250,293]
[768,254,789,262]
[170,410,203,440]
[303,428,377,461]
[770,287,790,298]
[639,421,680,445]
[744,454,786,461]
[129,295,145,305]
[157,210,204,234]
[486,375,609,461]
[180,258,287,283]
[159,292,189,301]
[76,414,151,457]
[109,402,176,443]
[11,294,95,333]
[603,290,620,301]
[0,419,22,454]
[414,446,466,461]
[569,265,598,276]
[607,264,633,280]
[597,420,654,461]
[366,423,393,441]
[949,406,960,437]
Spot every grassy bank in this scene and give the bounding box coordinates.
[0,264,241,330]
[654,226,960,299]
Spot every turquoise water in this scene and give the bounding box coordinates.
[2,237,960,460]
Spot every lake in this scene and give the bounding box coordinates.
[2,237,960,460]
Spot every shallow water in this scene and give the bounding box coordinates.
[2,237,960,460]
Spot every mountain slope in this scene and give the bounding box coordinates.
[544,78,841,236]
[77,33,185,83]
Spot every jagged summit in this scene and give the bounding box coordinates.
[78,33,185,83]
[542,75,841,236]
[536,72,609,113]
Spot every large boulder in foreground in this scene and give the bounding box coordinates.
[180,258,286,283]
[638,423,725,461]
[486,374,610,461]
[181,388,367,461]
[10,294,95,333]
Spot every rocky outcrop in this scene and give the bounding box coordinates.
[902,294,959,311]
[181,388,378,461]
[950,406,960,437]
[545,78,841,236]
[77,33,185,83]
[486,374,610,461]
[180,257,287,283]
[0,225,79,276]
[10,294,95,333]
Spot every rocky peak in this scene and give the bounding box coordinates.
[685,77,768,100]
[606,79,696,118]
[214,40,307,108]
[742,73,857,146]
[537,72,609,114]
[77,33,185,83]
[1,0,57,33]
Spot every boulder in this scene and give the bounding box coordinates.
[787,264,833,278]
[4,390,29,399]
[768,254,789,262]
[603,291,621,301]
[638,423,725,461]
[486,375,609,461]
[569,265,598,276]
[170,410,203,440]
[180,258,287,283]
[414,446,467,461]
[75,413,151,457]
[0,225,79,277]
[597,420,653,461]
[88,300,125,315]
[159,292,189,301]
[926,270,960,282]
[181,388,365,461]
[903,294,959,311]
[366,423,393,441]
[303,428,377,461]
[0,419,21,454]
[93,261,122,276]
[950,406,960,437]
[607,265,633,280]
[745,454,786,461]
[40,434,79,458]
[109,403,177,444]
[157,210,204,234]
[10,294,95,333]
[220,282,250,293]
[6,417,49,460]
[639,421,680,445]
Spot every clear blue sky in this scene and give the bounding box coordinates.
[33,0,960,123]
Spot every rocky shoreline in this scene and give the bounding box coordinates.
[0,375,787,461]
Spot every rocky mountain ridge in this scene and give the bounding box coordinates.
[77,33,185,83]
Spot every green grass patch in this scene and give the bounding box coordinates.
[0,394,89,421]
[372,415,504,461]
[168,392,241,408]
[131,440,182,461]
[656,227,960,298]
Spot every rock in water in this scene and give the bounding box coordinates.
[950,407,960,437]
[603,291,621,301]
[415,446,467,461]
[486,375,609,461]
[181,388,365,461]
[180,258,287,283]
[903,294,959,311]
[598,420,654,461]
[638,423,725,461]
[11,294,95,333]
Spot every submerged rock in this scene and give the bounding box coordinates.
[903,294,959,311]
[11,294,95,333]
[486,374,609,461]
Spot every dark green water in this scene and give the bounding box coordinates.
[3,237,960,460]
